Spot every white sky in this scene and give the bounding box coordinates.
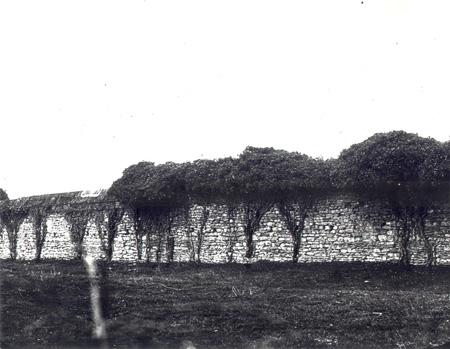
[1,0,449,199]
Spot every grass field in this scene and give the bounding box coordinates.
[2,260,450,349]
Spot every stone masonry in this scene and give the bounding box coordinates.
[1,194,449,264]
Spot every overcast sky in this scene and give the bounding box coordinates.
[1,0,449,199]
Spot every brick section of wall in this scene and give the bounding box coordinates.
[1,197,449,264]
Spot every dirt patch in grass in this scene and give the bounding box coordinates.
[2,260,450,348]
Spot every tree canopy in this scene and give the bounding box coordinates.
[332,131,449,204]
[108,132,449,211]
[108,161,190,208]
[107,146,331,209]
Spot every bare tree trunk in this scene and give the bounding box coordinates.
[166,236,175,263]
[245,231,254,259]
[226,205,240,263]
[145,231,153,263]
[8,229,18,260]
[278,202,310,263]
[196,206,210,263]
[64,209,92,260]
[292,232,301,263]
[131,209,144,260]
[34,213,48,262]
[1,208,29,260]
[413,208,433,268]
[396,215,411,268]
[243,202,272,259]
[102,207,125,262]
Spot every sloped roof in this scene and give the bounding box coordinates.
[3,189,114,210]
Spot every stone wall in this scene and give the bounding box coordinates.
[1,196,449,264]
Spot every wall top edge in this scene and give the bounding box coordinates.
[3,189,110,209]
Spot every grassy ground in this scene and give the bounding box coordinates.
[2,260,450,349]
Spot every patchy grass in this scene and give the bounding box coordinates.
[2,260,450,348]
